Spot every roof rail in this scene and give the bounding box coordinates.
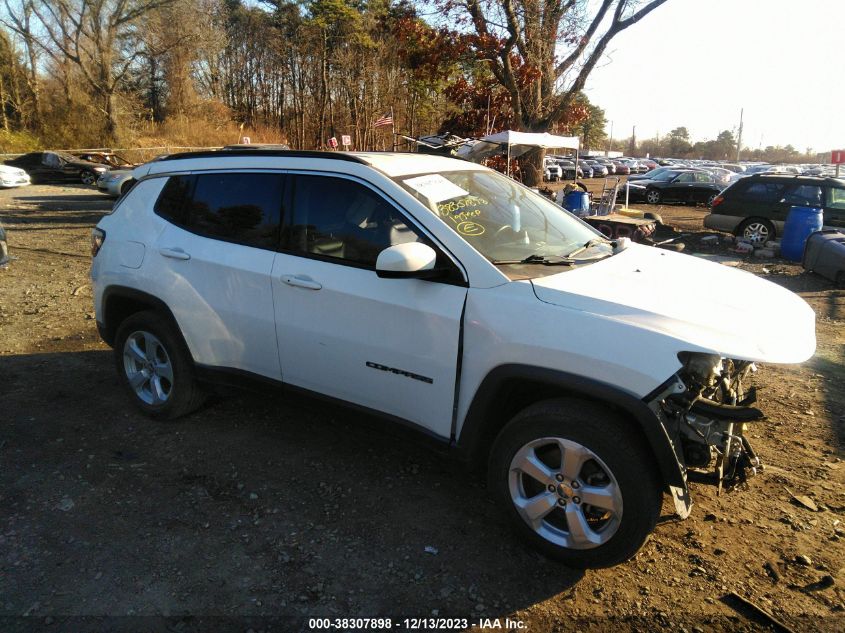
[160,149,370,164]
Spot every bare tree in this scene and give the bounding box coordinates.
[448,0,669,183]
[6,0,173,140]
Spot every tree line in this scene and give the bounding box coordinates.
[1,2,672,171]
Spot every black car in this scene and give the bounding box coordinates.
[625,169,723,205]
[553,159,583,180]
[704,174,845,243]
[5,151,109,185]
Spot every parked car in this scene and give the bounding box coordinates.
[611,161,631,175]
[577,160,594,178]
[703,167,732,185]
[585,160,608,177]
[544,158,563,181]
[73,151,134,169]
[5,151,109,185]
[553,159,583,180]
[595,158,616,175]
[97,169,135,197]
[622,160,649,174]
[704,174,845,243]
[0,164,31,188]
[626,170,723,205]
[628,166,693,182]
[90,149,815,568]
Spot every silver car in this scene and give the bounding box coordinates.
[97,170,134,197]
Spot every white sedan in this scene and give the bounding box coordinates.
[0,165,31,188]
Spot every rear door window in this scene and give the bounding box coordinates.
[734,182,785,202]
[153,172,284,250]
[184,172,284,249]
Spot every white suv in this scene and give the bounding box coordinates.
[90,150,815,567]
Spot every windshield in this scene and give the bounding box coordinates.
[395,169,609,266]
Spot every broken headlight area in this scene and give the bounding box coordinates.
[657,352,765,492]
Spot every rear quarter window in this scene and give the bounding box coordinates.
[154,175,193,224]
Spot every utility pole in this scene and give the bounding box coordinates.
[736,108,743,163]
[629,125,636,156]
[607,121,613,156]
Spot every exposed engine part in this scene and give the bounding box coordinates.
[656,353,765,491]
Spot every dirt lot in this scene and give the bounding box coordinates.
[1,181,843,633]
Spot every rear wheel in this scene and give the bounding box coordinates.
[488,398,662,568]
[80,170,96,185]
[114,310,206,419]
[737,217,775,245]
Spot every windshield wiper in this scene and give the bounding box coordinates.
[563,237,613,259]
[491,254,575,266]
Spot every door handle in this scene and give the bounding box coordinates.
[159,247,191,260]
[281,274,322,290]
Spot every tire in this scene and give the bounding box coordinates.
[80,170,96,185]
[706,193,718,207]
[488,398,662,568]
[113,310,207,419]
[645,189,662,205]
[737,217,775,245]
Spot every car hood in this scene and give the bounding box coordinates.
[530,244,816,364]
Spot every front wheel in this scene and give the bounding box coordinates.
[645,189,662,205]
[488,399,662,568]
[80,170,97,185]
[113,310,207,419]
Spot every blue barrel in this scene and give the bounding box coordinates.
[781,206,823,261]
[564,191,590,217]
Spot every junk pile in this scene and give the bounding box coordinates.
[803,229,845,287]
[555,180,660,244]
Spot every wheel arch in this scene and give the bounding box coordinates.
[100,286,187,353]
[455,364,686,493]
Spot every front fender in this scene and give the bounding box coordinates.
[456,364,691,517]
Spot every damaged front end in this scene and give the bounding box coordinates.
[652,352,765,497]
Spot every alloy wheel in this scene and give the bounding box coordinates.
[743,222,771,244]
[508,436,623,550]
[122,330,174,406]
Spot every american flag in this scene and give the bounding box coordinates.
[373,112,393,128]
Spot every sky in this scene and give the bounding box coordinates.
[582,0,844,154]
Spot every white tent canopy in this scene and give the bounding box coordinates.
[456,130,580,163]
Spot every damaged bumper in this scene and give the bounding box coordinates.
[648,355,770,517]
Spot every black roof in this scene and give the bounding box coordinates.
[160,149,369,164]
[745,173,845,186]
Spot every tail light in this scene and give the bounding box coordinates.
[711,195,724,208]
[91,228,106,257]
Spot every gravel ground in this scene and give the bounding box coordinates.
[1,182,843,633]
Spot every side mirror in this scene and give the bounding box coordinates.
[376,242,440,279]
